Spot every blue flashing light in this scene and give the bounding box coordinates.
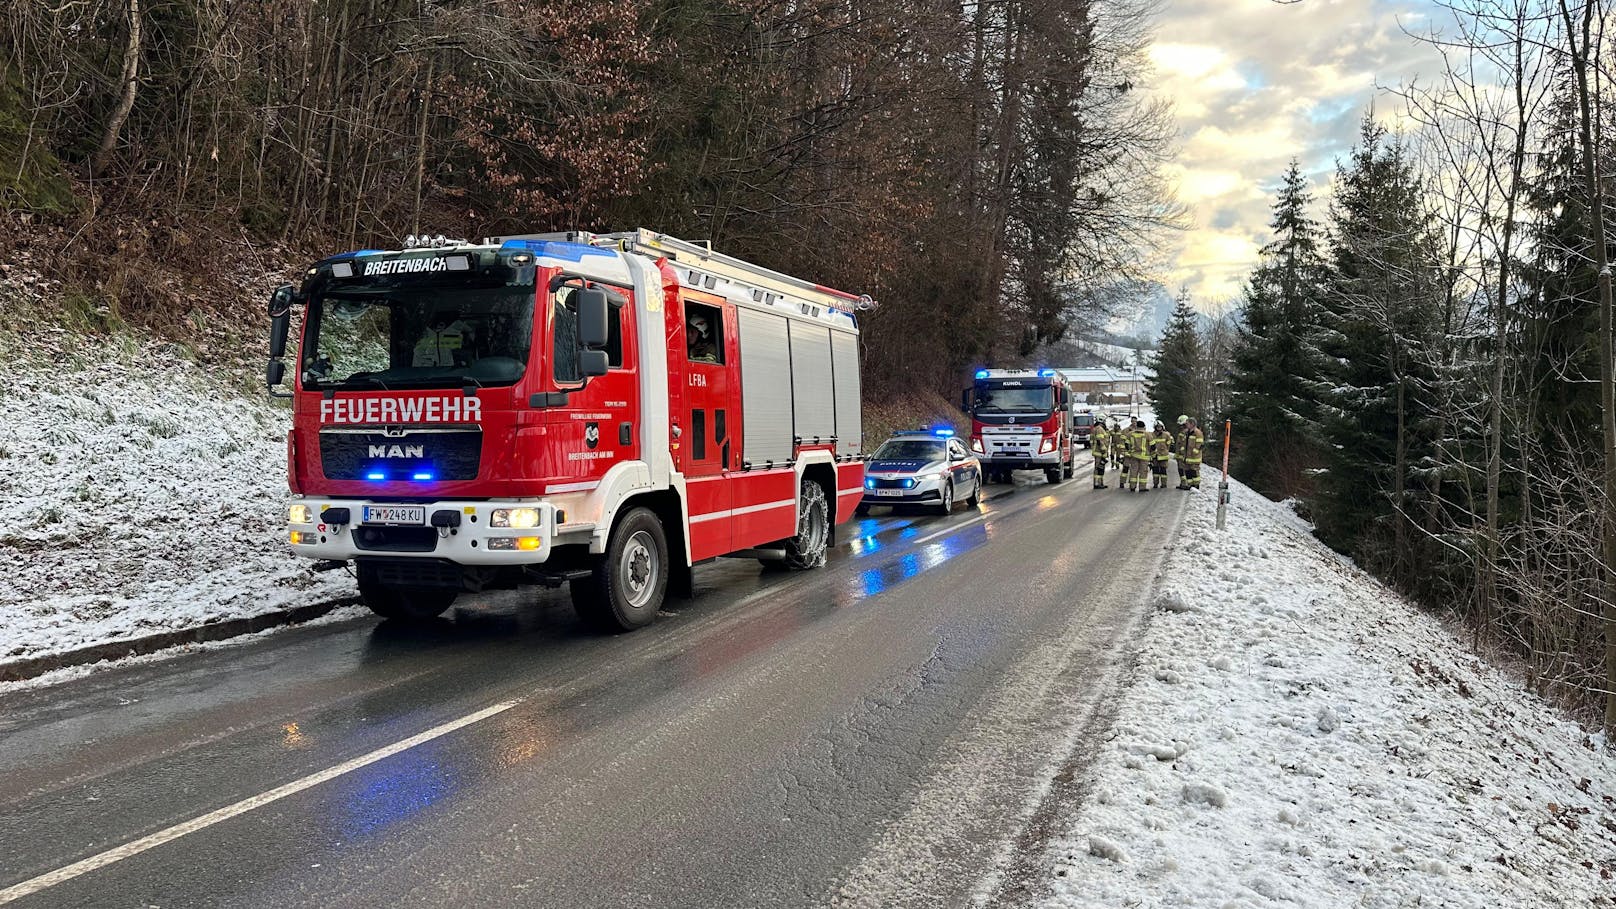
[1038,368,1057,377]
[974,369,990,380]
[865,478,876,489]
[499,239,615,262]
[933,427,954,438]
[366,471,386,481]
[330,249,383,260]
[412,472,435,482]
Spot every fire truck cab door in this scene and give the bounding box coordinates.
[548,287,641,489]
[682,299,738,560]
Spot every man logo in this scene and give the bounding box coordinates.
[368,444,425,458]
[584,423,600,449]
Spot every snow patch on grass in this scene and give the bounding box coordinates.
[1038,473,1616,908]
[0,339,354,663]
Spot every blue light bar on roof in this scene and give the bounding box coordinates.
[974,369,990,379]
[1039,368,1056,377]
[933,428,954,437]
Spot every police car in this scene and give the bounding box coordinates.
[857,429,983,515]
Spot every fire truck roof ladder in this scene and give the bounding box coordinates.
[604,229,876,319]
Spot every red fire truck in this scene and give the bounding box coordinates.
[266,229,870,631]
[963,368,1077,485]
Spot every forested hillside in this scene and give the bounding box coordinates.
[1,0,1179,393]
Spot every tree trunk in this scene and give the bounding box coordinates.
[412,58,436,236]
[1558,0,1616,731]
[92,0,143,174]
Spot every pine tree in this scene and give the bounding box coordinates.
[1227,160,1327,497]
[1311,118,1446,582]
[1146,291,1204,426]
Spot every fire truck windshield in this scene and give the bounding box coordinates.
[973,383,1054,415]
[303,282,536,390]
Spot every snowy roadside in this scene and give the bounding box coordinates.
[1029,473,1616,908]
[0,335,354,666]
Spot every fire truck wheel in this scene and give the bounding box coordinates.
[935,480,955,515]
[572,507,667,633]
[358,578,456,623]
[1063,455,1075,479]
[781,479,830,570]
[1045,466,1063,485]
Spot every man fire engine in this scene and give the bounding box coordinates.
[963,368,1077,485]
[266,230,871,631]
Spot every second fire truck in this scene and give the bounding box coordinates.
[267,229,870,631]
[964,368,1078,485]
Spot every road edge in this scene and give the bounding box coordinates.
[0,597,362,683]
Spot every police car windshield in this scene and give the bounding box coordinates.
[304,282,535,390]
[872,439,946,461]
[974,384,1054,414]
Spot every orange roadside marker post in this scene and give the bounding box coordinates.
[1216,420,1232,530]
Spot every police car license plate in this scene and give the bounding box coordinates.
[875,489,905,497]
[362,505,425,526]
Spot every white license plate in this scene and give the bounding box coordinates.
[875,489,906,497]
[362,505,426,525]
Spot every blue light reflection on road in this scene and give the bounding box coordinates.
[855,522,990,599]
[334,738,455,839]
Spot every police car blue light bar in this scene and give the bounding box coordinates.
[933,428,954,437]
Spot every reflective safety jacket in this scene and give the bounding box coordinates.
[1180,428,1205,465]
[1091,426,1110,457]
[1150,432,1172,461]
[1129,428,1150,459]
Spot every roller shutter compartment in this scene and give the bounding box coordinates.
[736,308,794,465]
[790,322,836,445]
[830,329,862,456]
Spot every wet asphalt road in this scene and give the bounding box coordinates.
[0,466,1185,909]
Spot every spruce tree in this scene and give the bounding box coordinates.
[1311,118,1446,580]
[1146,292,1204,426]
[1227,160,1327,497]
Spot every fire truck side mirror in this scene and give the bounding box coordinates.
[576,288,610,349]
[579,349,609,378]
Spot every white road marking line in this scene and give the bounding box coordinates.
[0,698,524,905]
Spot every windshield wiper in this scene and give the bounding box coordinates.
[319,373,393,390]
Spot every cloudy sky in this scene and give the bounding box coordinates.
[1149,0,1449,306]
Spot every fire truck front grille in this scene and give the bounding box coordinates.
[352,525,440,553]
[358,558,462,590]
[320,427,482,481]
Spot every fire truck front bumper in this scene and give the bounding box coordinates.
[285,498,565,566]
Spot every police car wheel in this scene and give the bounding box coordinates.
[966,477,981,507]
[572,507,667,633]
[782,480,830,570]
[935,480,954,514]
[359,576,456,623]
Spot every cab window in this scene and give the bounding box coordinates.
[685,302,724,364]
[554,286,625,383]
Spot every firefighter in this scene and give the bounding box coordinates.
[687,311,719,363]
[1128,419,1150,492]
[1176,415,1205,490]
[1110,418,1126,474]
[1090,419,1110,488]
[1150,422,1172,489]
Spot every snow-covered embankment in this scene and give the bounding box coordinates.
[0,337,354,664]
[1038,474,1616,908]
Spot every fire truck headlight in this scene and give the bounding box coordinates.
[970,437,984,453]
[288,504,312,525]
[491,507,541,529]
[1039,437,1056,454]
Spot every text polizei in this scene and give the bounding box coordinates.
[320,396,483,424]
